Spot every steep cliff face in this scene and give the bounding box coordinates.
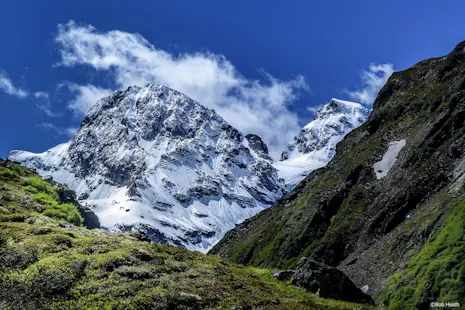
[211,41,465,305]
[9,84,286,252]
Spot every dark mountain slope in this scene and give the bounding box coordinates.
[211,41,465,304]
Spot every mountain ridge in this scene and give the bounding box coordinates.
[210,40,465,306]
[9,83,287,252]
[274,98,369,187]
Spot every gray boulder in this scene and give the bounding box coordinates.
[291,257,374,305]
[273,270,295,281]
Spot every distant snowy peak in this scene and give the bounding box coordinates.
[9,83,286,252]
[275,98,369,187]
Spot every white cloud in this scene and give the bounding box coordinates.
[34,92,49,100]
[55,21,307,159]
[60,82,112,115]
[33,91,61,117]
[306,106,318,113]
[0,71,29,99]
[348,63,394,105]
[38,122,78,137]
[0,71,59,116]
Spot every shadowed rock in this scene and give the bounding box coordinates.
[291,257,374,305]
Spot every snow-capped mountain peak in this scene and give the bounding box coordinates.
[274,98,369,187]
[9,83,287,252]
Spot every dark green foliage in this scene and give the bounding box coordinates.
[18,175,83,226]
[22,176,60,201]
[0,168,19,181]
[42,203,83,226]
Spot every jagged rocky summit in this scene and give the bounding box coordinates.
[274,98,369,187]
[9,83,286,252]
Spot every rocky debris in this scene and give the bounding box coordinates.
[273,270,295,281]
[78,192,89,200]
[57,186,77,203]
[42,175,53,183]
[164,292,203,308]
[81,207,101,229]
[291,258,374,305]
[21,197,32,204]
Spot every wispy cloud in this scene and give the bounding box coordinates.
[33,91,61,117]
[347,63,394,106]
[0,71,29,99]
[55,20,308,159]
[0,70,59,116]
[59,82,112,116]
[38,122,78,137]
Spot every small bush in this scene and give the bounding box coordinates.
[42,203,83,226]
[115,265,152,279]
[21,176,58,201]
[33,192,59,206]
[23,185,39,194]
[0,168,19,181]
[0,232,9,248]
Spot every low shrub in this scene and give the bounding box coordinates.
[42,203,83,226]
[0,168,19,181]
[23,185,39,194]
[21,176,58,201]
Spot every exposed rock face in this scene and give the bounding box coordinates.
[9,83,286,252]
[245,134,272,161]
[291,258,373,304]
[273,270,295,281]
[274,99,369,187]
[210,41,465,305]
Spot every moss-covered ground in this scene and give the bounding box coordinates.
[0,159,373,310]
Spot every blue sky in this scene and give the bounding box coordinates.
[1,0,464,159]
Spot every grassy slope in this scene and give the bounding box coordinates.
[0,160,372,310]
[381,198,465,309]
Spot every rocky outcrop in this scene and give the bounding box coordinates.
[273,270,295,281]
[245,134,272,161]
[291,258,373,304]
